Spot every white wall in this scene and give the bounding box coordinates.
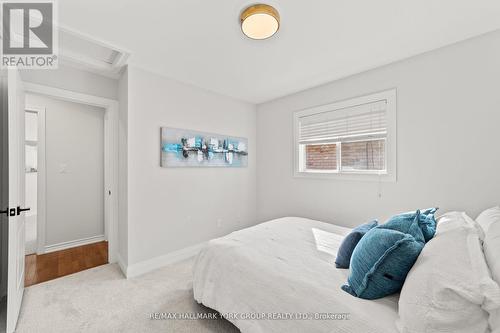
[25,111,38,141]
[20,64,118,100]
[26,94,105,247]
[257,30,500,227]
[25,173,37,216]
[117,67,129,265]
[126,66,257,265]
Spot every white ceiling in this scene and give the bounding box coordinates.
[59,0,500,104]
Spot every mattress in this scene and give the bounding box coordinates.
[193,217,399,333]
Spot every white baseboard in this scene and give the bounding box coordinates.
[116,252,128,277]
[125,242,206,279]
[44,235,105,253]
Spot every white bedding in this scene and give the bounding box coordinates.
[193,217,399,333]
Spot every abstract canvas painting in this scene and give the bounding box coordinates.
[160,127,248,167]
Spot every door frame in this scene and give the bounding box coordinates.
[24,83,119,264]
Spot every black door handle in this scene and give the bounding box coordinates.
[17,206,30,215]
[0,209,7,216]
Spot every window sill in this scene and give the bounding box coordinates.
[294,170,396,182]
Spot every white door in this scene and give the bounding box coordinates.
[6,68,26,333]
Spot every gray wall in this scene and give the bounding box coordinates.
[26,94,105,247]
[126,66,257,266]
[257,31,500,227]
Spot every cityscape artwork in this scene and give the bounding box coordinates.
[160,127,248,167]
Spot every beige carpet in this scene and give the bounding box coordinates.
[16,258,239,333]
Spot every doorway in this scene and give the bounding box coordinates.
[2,70,119,332]
[21,83,117,286]
[23,93,112,286]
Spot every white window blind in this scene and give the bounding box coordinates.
[298,100,387,143]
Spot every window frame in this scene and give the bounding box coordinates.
[293,89,397,182]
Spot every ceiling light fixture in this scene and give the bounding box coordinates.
[240,4,280,40]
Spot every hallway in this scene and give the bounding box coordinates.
[25,241,108,287]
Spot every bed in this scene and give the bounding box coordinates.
[193,217,400,333]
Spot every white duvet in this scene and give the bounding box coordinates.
[193,217,399,333]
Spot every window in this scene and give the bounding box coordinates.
[294,89,396,181]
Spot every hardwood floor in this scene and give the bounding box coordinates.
[25,241,108,287]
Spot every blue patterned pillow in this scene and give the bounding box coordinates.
[341,210,432,299]
[335,220,378,269]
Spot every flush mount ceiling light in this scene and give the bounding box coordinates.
[240,4,280,40]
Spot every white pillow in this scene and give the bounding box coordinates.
[437,210,485,240]
[477,206,500,233]
[478,207,500,331]
[397,212,500,333]
[479,207,500,282]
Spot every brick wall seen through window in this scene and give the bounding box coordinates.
[341,139,385,171]
[305,144,337,170]
[305,140,385,171]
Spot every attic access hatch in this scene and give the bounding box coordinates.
[0,25,129,77]
[58,28,130,78]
